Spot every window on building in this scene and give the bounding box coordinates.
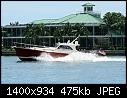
[84,7,86,11]
[91,7,93,11]
[87,7,93,11]
[87,7,90,11]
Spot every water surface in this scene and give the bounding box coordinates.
[1,54,126,84]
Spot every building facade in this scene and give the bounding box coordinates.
[2,3,125,50]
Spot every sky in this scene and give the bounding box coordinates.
[1,1,126,26]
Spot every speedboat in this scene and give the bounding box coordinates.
[14,36,80,61]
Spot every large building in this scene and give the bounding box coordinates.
[2,3,125,50]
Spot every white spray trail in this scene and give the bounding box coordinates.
[36,52,126,62]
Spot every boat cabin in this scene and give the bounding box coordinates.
[57,45,73,50]
[56,40,79,51]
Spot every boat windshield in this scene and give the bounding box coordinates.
[57,45,73,50]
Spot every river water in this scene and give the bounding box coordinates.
[1,52,126,84]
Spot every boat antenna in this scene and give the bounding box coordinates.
[71,35,80,43]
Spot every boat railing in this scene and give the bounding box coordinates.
[71,35,80,44]
[13,42,46,48]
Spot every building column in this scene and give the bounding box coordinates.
[49,38,51,46]
[16,28,17,37]
[11,28,13,36]
[108,37,109,48]
[20,28,22,44]
[11,38,12,47]
[63,36,64,42]
[123,36,124,48]
[115,37,117,48]
[121,37,123,48]
[11,28,13,47]
[16,28,18,42]
[93,26,95,49]
[86,37,87,49]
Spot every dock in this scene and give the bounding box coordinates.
[2,51,16,56]
[105,50,125,56]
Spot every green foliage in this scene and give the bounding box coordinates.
[24,23,46,44]
[103,12,125,34]
[103,12,125,48]
[63,22,72,36]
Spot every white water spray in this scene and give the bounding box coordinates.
[36,52,126,62]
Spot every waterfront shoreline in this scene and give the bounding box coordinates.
[2,50,125,56]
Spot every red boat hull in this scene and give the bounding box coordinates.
[14,47,68,61]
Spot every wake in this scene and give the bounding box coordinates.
[36,51,126,62]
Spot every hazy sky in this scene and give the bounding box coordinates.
[1,1,126,26]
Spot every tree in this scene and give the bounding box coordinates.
[24,23,45,45]
[71,23,90,49]
[53,26,63,43]
[103,12,125,49]
[63,22,72,36]
[103,12,125,34]
[24,23,33,44]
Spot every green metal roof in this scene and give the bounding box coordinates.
[82,3,95,6]
[62,13,103,24]
[52,13,105,25]
[31,13,105,25]
[51,14,77,23]
[31,19,57,24]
